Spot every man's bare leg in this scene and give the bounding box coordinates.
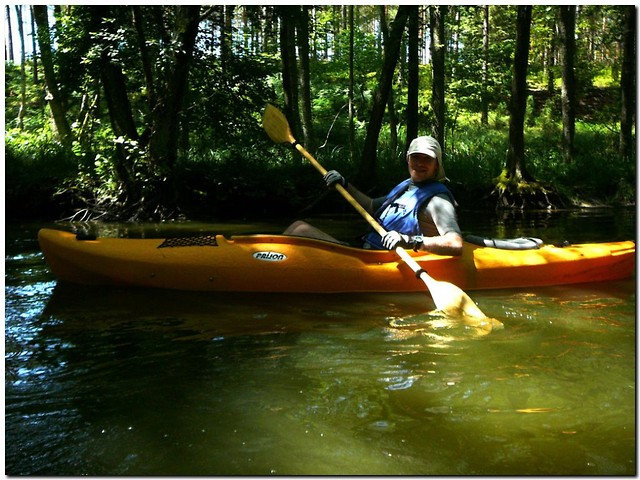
[283,220,343,243]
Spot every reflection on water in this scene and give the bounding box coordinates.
[5,214,636,475]
[461,207,636,244]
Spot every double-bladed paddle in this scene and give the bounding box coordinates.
[262,104,501,333]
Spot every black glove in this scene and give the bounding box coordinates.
[323,170,348,189]
[382,231,423,251]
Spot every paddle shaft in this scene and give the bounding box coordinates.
[292,143,434,281]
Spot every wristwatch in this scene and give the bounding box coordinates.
[412,235,423,252]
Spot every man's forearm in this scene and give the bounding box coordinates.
[344,184,374,214]
[418,231,463,256]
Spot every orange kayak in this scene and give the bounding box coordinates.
[37,228,635,293]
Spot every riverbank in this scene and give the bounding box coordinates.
[5,174,635,224]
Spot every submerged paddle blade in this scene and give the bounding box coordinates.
[395,246,497,331]
[421,275,503,334]
[263,104,296,145]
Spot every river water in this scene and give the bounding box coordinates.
[4,209,636,475]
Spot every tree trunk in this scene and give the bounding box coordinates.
[221,5,234,70]
[6,6,14,62]
[98,50,138,140]
[15,5,26,130]
[33,5,73,148]
[278,6,300,139]
[147,6,201,190]
[619,5,635,163]
[297,6,314,151]
[450,6,460,80]
[100,58,138,141]
[132,6,156,109]
[359,5,410,188]
[429,5,447,150]
[481,5,490,125]
[30,6,39,84]
[558,6,576,164]
[379,6,398,155]
[505,5,532,182]
[406,5,419,150]
[494,6,565,209]
[546,29,555,95]
[88,6,140,203]
[348,5,355,162]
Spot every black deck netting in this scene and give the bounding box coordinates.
[157,235,218,248]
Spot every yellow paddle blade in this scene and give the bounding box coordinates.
[394,246,494,328]
[423,277,503,334]
[262,104,296,144]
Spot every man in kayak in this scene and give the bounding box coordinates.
[284,136,463,256]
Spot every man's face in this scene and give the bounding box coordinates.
[407,153,438,182]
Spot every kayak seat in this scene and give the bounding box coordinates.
[465,235,544,250]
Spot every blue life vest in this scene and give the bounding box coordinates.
[363,179,455,249]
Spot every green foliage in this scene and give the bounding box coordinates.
[446,122,507,190]
[563,123,635,203]
[5,128,77,218]
[448,6,514,115]
[4,5,635,220]
[188,54,279,150]
[4,63,47,131]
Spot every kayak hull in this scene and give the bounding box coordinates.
[38,228,635,293]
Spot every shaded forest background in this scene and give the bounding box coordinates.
[4,5,636,222]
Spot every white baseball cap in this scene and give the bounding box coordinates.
[406,136,446,181]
